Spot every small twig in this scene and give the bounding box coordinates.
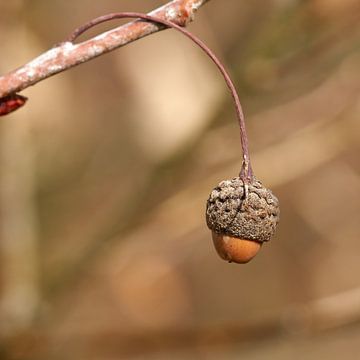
[0,0,210,98]
[0,0,253,179]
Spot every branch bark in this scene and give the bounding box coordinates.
[0,0,210,98]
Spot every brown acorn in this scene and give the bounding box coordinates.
[206,177,279,263]
[62,11,280,263]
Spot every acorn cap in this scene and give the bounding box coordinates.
[206,177,280,243]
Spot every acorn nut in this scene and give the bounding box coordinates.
[206,177,280,263]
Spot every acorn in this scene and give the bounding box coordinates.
[62,11,280,263]
[206,177,279,263]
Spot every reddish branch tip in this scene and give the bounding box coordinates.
[0,94,28,116]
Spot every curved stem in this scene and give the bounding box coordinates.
[67,12,253,181]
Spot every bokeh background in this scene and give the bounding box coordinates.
[1,0,360,359]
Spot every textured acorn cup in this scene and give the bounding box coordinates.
[206,177,280,263]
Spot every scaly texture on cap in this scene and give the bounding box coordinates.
[206,177,280,243]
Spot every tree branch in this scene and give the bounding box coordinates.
[0,0,210,98]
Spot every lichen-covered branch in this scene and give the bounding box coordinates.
[0,0,210,98]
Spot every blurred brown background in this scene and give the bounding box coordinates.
[1,0,360,359]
